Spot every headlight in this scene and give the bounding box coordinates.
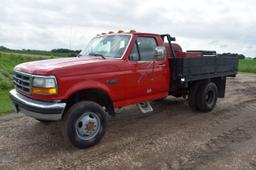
[33,77,56,88]
[32,76,57,95]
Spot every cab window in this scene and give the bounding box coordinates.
[137,37,157,61]
[129,37,157,61]
[129,44,140,61]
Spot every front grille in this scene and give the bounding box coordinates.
[13,71,32,93]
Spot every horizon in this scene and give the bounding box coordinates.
[2,44,255,59]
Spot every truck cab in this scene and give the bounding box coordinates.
[10,30,238,148]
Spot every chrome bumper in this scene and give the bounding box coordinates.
[9,89,66,121]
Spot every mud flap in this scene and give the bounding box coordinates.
[137,102,153,113]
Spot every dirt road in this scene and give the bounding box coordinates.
[1,73,256,170]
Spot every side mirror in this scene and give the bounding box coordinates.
[154,46,166,61]
[170,36,176,41]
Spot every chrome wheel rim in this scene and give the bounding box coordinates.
[75,112,101,140]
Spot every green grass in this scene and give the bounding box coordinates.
[0,89,13,114]
[0,48,80,57]
[0,52,47,89]
[239,59,256,73]
[0,52,52,113]
[8,50,74,57]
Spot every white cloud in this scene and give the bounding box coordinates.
[0,0,255,56]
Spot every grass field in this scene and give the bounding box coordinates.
[0,90,12,115]
[7,50,76,57]
[0,55,255,114]
[0,48,80,57]
[0,52,48,89]
[0,52,52,113]
[239,59,256,73]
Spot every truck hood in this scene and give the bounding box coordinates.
[14,57,119,75]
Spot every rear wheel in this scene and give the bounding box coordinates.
[188,82,202,111]
[196,82,218,112]
[62,101,107,149]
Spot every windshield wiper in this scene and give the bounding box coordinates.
[88,53,106,59]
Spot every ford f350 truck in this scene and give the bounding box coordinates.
[10,30,238,148]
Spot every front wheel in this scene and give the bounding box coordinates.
[62,101,107,149]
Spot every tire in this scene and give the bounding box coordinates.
[62,101,107,149]
[188,82,202,111]
[196,82,218,112]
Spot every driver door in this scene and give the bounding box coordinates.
[125,36,169,100]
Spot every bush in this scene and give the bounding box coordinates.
[221,53,245,59]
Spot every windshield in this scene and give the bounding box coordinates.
[79,35,131,58]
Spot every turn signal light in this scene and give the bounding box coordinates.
[32,87,57,95]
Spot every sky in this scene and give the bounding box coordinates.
[0,0,255,57]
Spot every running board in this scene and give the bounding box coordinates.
[137,102,153,113]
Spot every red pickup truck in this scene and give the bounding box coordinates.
[10,30,238,148]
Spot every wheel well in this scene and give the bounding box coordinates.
[211,77,226,98]
[188,79,209,92]
[65,89,115,116]
[188,77,226,98]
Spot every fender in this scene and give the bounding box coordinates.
[63,80,113,100]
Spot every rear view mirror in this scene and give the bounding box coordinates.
[154,46,166,61]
